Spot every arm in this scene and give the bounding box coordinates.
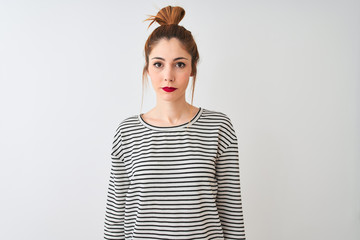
[216,124,246,239]
[104,129,130,240]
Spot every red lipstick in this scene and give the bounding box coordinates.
[162,87,177,92]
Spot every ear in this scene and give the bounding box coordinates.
[190,63,196,77]
[143,65,149,77]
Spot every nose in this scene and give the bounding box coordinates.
[164,65,174,82]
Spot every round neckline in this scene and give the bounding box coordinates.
[138,107,203,131]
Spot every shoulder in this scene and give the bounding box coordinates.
[113,114,140,135]
[201,108,234,126]
[201,107,237,139]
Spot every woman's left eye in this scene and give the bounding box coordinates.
[175,62,186,68]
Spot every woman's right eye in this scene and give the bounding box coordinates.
[153,62,162,68]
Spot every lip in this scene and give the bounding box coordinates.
[162,87,177,92]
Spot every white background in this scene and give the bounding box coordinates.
[0,0,359,239]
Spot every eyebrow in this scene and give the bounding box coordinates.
[151,57,189,61]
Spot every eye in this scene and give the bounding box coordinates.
[153,62,163,68]
[175,62,186,68]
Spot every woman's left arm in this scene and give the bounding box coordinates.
[216,118,246,239]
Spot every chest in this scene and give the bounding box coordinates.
[122,131,219,183]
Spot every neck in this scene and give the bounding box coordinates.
[152,98,194,125]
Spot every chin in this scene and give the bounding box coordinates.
[157,94,180,102]
[157,90,186,102]
[161,97,179,102]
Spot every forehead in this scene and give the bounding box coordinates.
[149,38,191,59]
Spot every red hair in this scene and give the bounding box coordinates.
[142,6,200,107]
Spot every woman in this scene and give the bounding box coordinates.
[104,6,246,240]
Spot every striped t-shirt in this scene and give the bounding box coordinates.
[104,107,246,240]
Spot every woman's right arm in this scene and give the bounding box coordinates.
[104,129,130,240]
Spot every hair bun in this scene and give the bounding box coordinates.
[145,6,185,28]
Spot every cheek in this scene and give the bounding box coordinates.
[177,74,191,88]
[148,69,161,81]
[148,72,163,89]
[179,69,192,81]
